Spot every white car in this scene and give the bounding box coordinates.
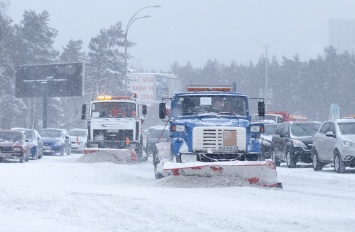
[68,128,88,152]
[312,119,355,173]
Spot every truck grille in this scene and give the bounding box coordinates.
[93,129,133,141]
[192,127,246,152]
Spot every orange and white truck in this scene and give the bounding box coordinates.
[252,111,307,123]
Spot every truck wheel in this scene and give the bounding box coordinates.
[153,152,163,179]
[334,151,345,173]
[286,150,296,168]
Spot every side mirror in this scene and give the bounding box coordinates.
[81,104,87,120]
[159,103,166,119]
[325,131,336,138]
[258,101,265,117]
[142,105,147,115]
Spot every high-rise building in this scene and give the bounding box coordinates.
[329,19,355,54]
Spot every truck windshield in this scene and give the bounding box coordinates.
[91,102,136,118]
[175,95,247,117]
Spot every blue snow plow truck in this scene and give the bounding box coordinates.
[155,85,281,188]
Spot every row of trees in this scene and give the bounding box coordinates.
[171,47,355,121]
[1,3,355,130]
[0,4,131,129]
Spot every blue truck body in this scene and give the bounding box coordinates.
[162,89,264,162]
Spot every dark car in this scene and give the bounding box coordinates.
[39,128,71,156]
[146,126,170,156]
[0,130,31,163]
[260,123,279,160]
[271,121,321,168]
[11,128,44,160]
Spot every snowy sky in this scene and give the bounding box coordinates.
[6,0,355,71]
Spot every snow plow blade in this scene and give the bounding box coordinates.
[161,160,281,188]
[80,148,138,163]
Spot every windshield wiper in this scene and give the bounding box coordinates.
[295,124,313,136]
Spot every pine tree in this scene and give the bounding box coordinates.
[86,22,126,97]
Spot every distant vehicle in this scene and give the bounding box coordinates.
[271,121,321,167]
[312,119,355,173]
[260,123,280,160]
[252,111,308,123]
[146,126,170,156]
[252,114,283,123]
[39,128,71,156]
[0,130,30,163]
[68,128,88,152]
[11,128,43,160]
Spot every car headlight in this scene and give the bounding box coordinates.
[172,125,185,132]
[13,147,22,152]
[342,141,354,148]
[55,141,61,146]
[292,139,307,148]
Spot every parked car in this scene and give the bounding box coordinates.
[312,118,355,173]
[68,128,88,152]
[260,123,280,160]
[271,121,321,168]
[0,130,31,163]
[39,128,71,156]
[11,128,43,160]
[146,126,170,156]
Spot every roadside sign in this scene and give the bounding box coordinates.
[15,63,84,98]
[329,103,340,119]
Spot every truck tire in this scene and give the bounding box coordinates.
[153,152,163,179]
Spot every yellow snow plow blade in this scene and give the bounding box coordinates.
[161,160,281,188]
[80,148,138,163]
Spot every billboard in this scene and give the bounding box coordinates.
[128,73,180,103]
[15,63,84,98]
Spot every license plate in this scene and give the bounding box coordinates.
[219,145,238,151]
[44,146,51,149]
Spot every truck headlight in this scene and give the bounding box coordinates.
[292,139,306,148]
[342,141,353,148]
[172,125,185,132]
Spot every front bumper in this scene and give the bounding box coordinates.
[0,152,23,159]
[43,144,62,155]
[292,147,312,163]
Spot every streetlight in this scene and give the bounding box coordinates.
[250,38,279,111]
[123,5,161,93]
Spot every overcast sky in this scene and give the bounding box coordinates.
[6,0,355,72]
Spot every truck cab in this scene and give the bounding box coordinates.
[82,95,147,160]
[159,86,265,162]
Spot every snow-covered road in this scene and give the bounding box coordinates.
[1,153,354,232]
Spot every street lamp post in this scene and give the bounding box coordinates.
[123,5,161,93]
[250,39,279,112]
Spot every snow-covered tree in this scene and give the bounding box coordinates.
[86,22,126,97]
